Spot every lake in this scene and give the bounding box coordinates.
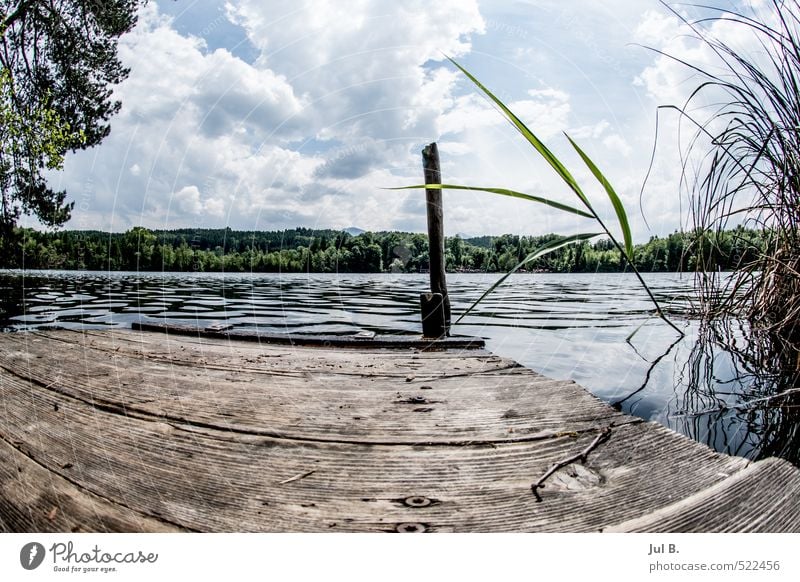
[1,269,798,466]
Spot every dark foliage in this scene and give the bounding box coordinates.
[2,225,767,274]
[0,1,141,247]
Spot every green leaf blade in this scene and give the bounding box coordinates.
[447,57,595,213]
[566,134,634,260]
[454,232,603,324]
[387,184,594,219]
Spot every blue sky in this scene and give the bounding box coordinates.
[46,0,756,241]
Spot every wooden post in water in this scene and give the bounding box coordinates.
[420,142,451,338]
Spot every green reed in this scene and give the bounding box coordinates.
[396,58,681,336]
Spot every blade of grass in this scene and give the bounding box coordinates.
[388,184,594,219]
[440,57,685,337]
[566,134,635,260]
[454,232,602,324]
[446,56,595,213]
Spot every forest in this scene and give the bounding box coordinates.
[0,225,768,274]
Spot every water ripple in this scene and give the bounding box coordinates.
[1,269,797,466]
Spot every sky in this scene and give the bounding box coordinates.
[45,0,764,241]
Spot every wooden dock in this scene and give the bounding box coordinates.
[2,326,800,532]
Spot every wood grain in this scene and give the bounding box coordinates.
[0,328,798,532]
[607,457,800,532]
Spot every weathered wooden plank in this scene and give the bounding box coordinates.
[131,321,480,349]
[0,362,751,532]
[0,436,183,533]
[0,331,627,444]
[5,346,516,391]
[73,327,484,360]
[4,329,800,533]
[607,457,800,532]
[30,328,506,376]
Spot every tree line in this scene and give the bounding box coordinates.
[1,225,768,274]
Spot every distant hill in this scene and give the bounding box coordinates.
[344,227,365,236]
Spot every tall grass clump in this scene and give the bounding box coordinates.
[660,1,800,343]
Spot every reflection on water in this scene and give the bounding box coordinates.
[667,321,800,464]
[1,269,797,466]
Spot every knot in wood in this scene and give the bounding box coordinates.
[396,522,427,533]
[405,396,428,404]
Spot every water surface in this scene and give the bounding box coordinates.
[1,270,797,465]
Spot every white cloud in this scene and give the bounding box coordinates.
[204,197,227,218]
[226,0,484,142]
[437,94,505,135]
[51,0,486,233]
[117,3,307,141]
[46,0,780,241]
[571,120,610,140]
[173,185,204,215]
[438,86,571,141]
[171,185,227,218]
[603,133,632,157]
[633,10,680,47]
[48,2,318,231]
[633,6,778,109]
